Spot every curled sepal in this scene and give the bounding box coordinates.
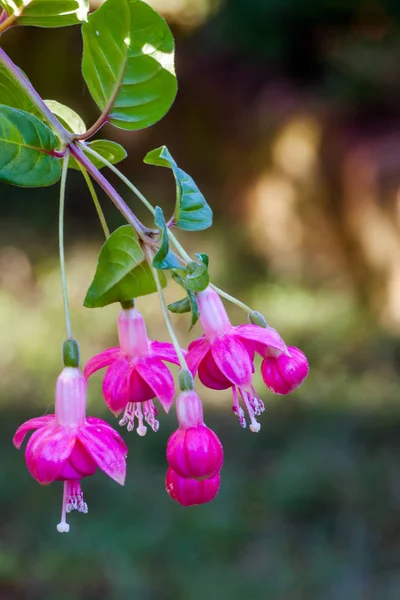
[0,105,61,187]
[81,0,177,131]
[144,146,213,231]
[84,225,167,308]
[0,0,89,27]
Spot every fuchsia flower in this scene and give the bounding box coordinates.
[166,390,223,480]
[84,307,180,435]
[261,346,309,395]
[166,468,220,507]
[186,287,308,432]
[13,367,127,533]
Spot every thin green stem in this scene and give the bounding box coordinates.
[144,245,187,371]
[78,164,110,238]
[210,284,252,314]
[59,149,73,339]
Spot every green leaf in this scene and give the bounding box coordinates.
[144,146,212,231]
[171,270,200,330]
[196,253,209,268]
[84,225,166,308]
[81,0,177,131]
[185,261,209,293]
[0,0,89,27]
[0,105,61,187]
[69,139,127,171]
[0,64,35,113]
[168,297,191,314]
[153,206,182,270]
[44,100,86,134]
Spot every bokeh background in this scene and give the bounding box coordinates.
[1,0,400,598]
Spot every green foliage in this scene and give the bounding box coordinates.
[69,140,127,171]
[0,105,61,187]
[167,296,191,314]
[170,270,200,329]
[84,225,166,308]
[44,99,86,134]
[0,64,34,113]
[152,206,182,270]
[81,0,177,131]
[144,146,213,231]
[0,0,89,27]
[185,260,209,292]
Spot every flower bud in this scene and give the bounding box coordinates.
[248,311,268,328]
[175,390,203,428]
[166,468,220,506]
[167,423,223,480]
[261,345,309,394]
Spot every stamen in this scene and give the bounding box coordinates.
[57,480,88,532]
[241,390,261,433]
[119,400,159,434]
[231,387,246,428]
[57,480,70,533]
[135,403,147,436]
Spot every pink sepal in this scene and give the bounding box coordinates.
[25,424,76,485]
[84,347,120,379]
[77,423,127,485]
[149,341,182,364]
[234,324,287,354]
[211,334,253,387]
[102,356,131,415]
[134,356,175,413]
[13,415,54,449]
[186,337,210,374]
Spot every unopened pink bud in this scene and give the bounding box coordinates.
[167,423,223,480]
[261,345,309,395]
[166,468,220,506]
[175,390,204,428]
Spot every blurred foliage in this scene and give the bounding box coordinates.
[1,0,400,598]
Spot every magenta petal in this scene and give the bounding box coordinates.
[77,423,127,485]
[84,347,120,379]
[149,341,182,365]
[134,356,175,413]
[198,349,231,390]
[102,357,131,414]
[234,324,287,355]
[25,425,76,485]
[211,335,253,387]
[85,417,128,455]
[13,415,54,449]
[186,336,210,375]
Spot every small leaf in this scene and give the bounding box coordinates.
[0,0,89,27]
[185,261,209,293]
[171,270,200,329]
[196,253,209,268]
[44,100,86,134]
[0,105,61,187]
[153,206,182,270]
[84,225,166,308]
[168,297,191,314]
[81,0,177,131]
[144,146,212,231]
[69,140,127,171]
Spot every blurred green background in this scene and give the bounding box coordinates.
[2,0,400,598]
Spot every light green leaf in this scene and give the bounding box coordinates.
[0,64,36,113]
[153,206,182,270]
[0,0,89,27]
[185,261,209,292]
[0,105,61,187]
[81,0,177,131]
[84,225,166,308]
[69,139,127,171]
[144,146,212,231]
[44,100,86,134]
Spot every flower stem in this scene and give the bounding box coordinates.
[78,164,110,238]
[59,150,73,340]
[143,246,187,371]
[209,284,252,314]
[0,11,18,34]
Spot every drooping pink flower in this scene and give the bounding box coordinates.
[261,345,309,394]
[186,286,306,432]
[166,390,223,480]
[13,367,128,533]
[166,467,220,506]
[84,307,181,434]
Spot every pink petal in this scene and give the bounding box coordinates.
[149,340,182,365]
[84,347,120,379]
[134,356,176,413]
[198,349,231,390]
[211,334,253,388]
[186,336,210,375]
[77,423,127,485]
[85,417,128,455]
[234,324,287,355]
[58,439,98,479]
[13,415,54,449]
[102,357,131,415]
[25,425,76,485]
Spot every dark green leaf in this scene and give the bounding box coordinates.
[185,261,210,293]
[81,0,177,131]
[0,0,89,27]
[196,253,209,268]
[144,146,212,231]
[0,105,61,187]
[168,297,191,314]
[171,270,200,329]
[153,206,182,270]
[69,140,127,171]
[84,225,166,308]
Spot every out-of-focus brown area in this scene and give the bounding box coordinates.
[1,1,400,599]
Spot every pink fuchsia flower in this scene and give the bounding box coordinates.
[84,307,181,435]
[13,367,127,533]
[166,467,221,506]
[261,346,309,395]
[186,287,301,432]
[166,390,223,480]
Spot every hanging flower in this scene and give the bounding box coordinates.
[166,467,221,506]
[261,345,309,394]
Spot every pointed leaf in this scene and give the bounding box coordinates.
[81,0,177,131]
[196,253,209,267]
[0,0,89,27]
[84,225,166,308]
[69,139,127,171]
[44,100,86,134]
[144,146,212,231]
[168,297,191,314]
[0,105,61,187]
[153,206,182,270]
